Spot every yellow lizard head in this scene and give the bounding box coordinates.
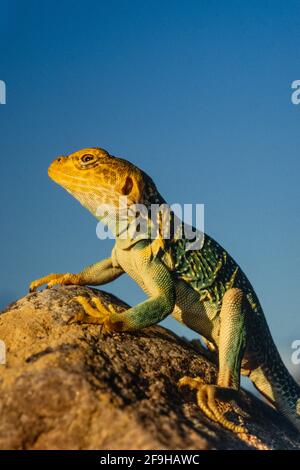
[48,147,164,217]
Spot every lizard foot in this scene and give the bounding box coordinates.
[29,273,80,292]
[69,295,119,332]
[178,376,246,434]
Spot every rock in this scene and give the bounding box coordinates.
[0,286,299,450]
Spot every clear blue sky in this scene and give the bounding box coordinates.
[0,1,300,376]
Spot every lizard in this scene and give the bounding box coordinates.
[29,147,300,434]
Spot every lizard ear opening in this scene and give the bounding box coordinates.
[121,174,144,204]
[121,176,133,196]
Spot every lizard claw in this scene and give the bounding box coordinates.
[29,273,80,292]
[69,295,113,325]
[69,296,123,332]
[178,376,247,434]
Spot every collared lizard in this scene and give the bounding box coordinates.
[30,147,300,434]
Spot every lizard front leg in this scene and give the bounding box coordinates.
[70,256,176,331]
[29,257,124,292]
[179,288,247,434]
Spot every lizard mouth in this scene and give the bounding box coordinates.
[48,165,67,187]
[48,157,67,180]
[48,163,121,212]
[48,166,90,192]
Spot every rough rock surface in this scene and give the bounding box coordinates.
[0,286,299,450]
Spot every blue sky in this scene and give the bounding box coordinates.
[0,1,300,376]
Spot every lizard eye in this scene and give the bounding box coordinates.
[81,154,95,164]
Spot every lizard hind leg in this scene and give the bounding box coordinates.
[178,288,248,434]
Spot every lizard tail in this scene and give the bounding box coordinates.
[250,342,300,432]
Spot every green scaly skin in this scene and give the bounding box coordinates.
[29,147,300,434]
